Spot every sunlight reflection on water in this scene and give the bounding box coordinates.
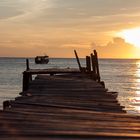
[129,60,140,114]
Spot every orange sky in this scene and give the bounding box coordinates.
[1,0,140,58]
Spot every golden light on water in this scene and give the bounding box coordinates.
[130,60,140,113]
[118,27,140,48]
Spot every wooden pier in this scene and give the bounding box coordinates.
[1,50,140,139]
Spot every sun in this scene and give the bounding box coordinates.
[118,27,140,48]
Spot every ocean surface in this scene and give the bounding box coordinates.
[0,58,140,115]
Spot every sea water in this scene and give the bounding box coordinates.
[0,58,140,115]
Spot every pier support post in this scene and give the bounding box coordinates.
[23,72,31,92]
[86,56,91,73]
[26,59,30,71]
[94,50,100,82]
[91,53,96,79]
[3,101,11,110]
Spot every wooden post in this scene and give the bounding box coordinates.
[74,50,82,71]
[23,72,31,92]
[94,50,100,82]
[26,59,30,71]
[86,56,91,73]
[3,100,10,110]
[91,53,96,75]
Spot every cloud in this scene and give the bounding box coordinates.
[22,0,140,35]
[91,37,136,58]
[0,0,52,21]
[1,0,140,31]
[0,0,25,20]
[91,37,133,48]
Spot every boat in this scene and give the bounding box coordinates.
[35,55,49,64]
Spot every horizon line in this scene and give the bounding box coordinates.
[0,56,140,60]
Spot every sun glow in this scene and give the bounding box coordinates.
[118,27,140,48]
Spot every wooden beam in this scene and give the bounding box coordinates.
[74,50,82,71]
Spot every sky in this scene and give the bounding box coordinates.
[1,0,140,58]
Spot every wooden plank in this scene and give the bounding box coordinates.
[8,102,125,113]
[0,138,140,140]
[24,69,80,75]
[0,109,138,123]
